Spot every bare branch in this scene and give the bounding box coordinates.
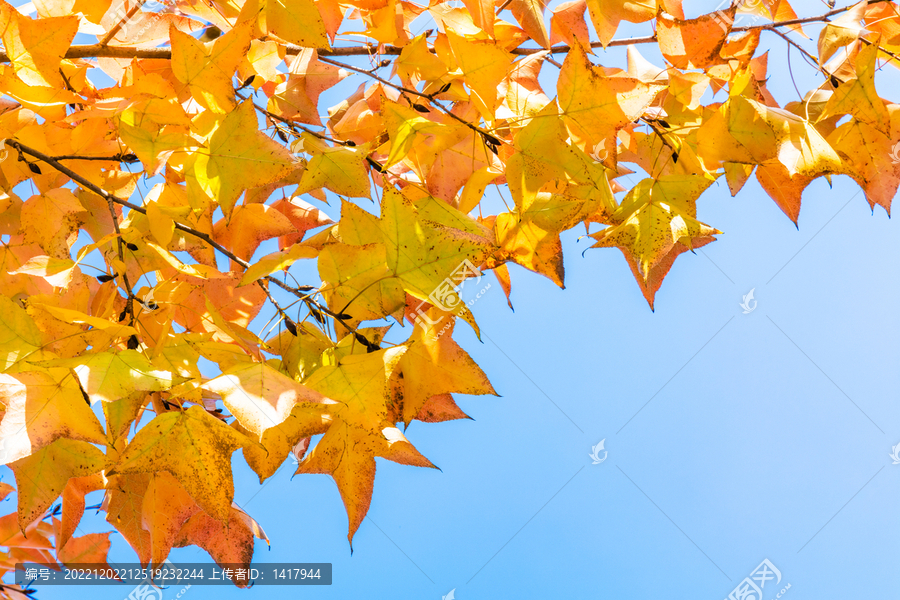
[1,1,885,62]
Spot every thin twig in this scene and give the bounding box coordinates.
[103,193,136,331]
[50,153,139,162]
[770,28,820,66]
[8,141,290,287]
[256,279,299,334]
[317,55,506,147]
[4,140,381,346]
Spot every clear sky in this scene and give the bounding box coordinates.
[3,1,899,599]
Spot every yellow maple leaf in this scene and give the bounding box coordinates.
[589,175,720,277]
[9,438,104,532]
[557,41,665,148]
[0,370,106,465]
[170,22,252,114]
[0,1,78,88]
[585,0,656,48]
[108,405,260,523]
[184,100,295,219]
[203,362,331,441]
[296,347,436,545]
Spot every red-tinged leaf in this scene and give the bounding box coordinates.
[622,237,718,310]
[173,506,266,587]
[656,7,735,70]
[58,473,105,551]
[212,203,295,264]
[0,482,14,502]
[550,0,591,49]
[271,198,334,250]
[142,472,202,568]
[755,162,814,226]
[414,393,472,423]
[0,512,54,550]
[57,532,113,573]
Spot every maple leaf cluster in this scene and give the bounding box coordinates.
[0,0,897,590]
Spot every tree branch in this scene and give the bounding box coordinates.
[1,1,883,63]
[2,140,384,347]
[4,140,312,295]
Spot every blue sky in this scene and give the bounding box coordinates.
[3,1,900,599]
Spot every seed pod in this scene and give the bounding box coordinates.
[481,132,502,147]
[97,274,115,283]
[127,335,140,349]
[27,163,41,175]
[126,242,138,251]
[284,319,298,336]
